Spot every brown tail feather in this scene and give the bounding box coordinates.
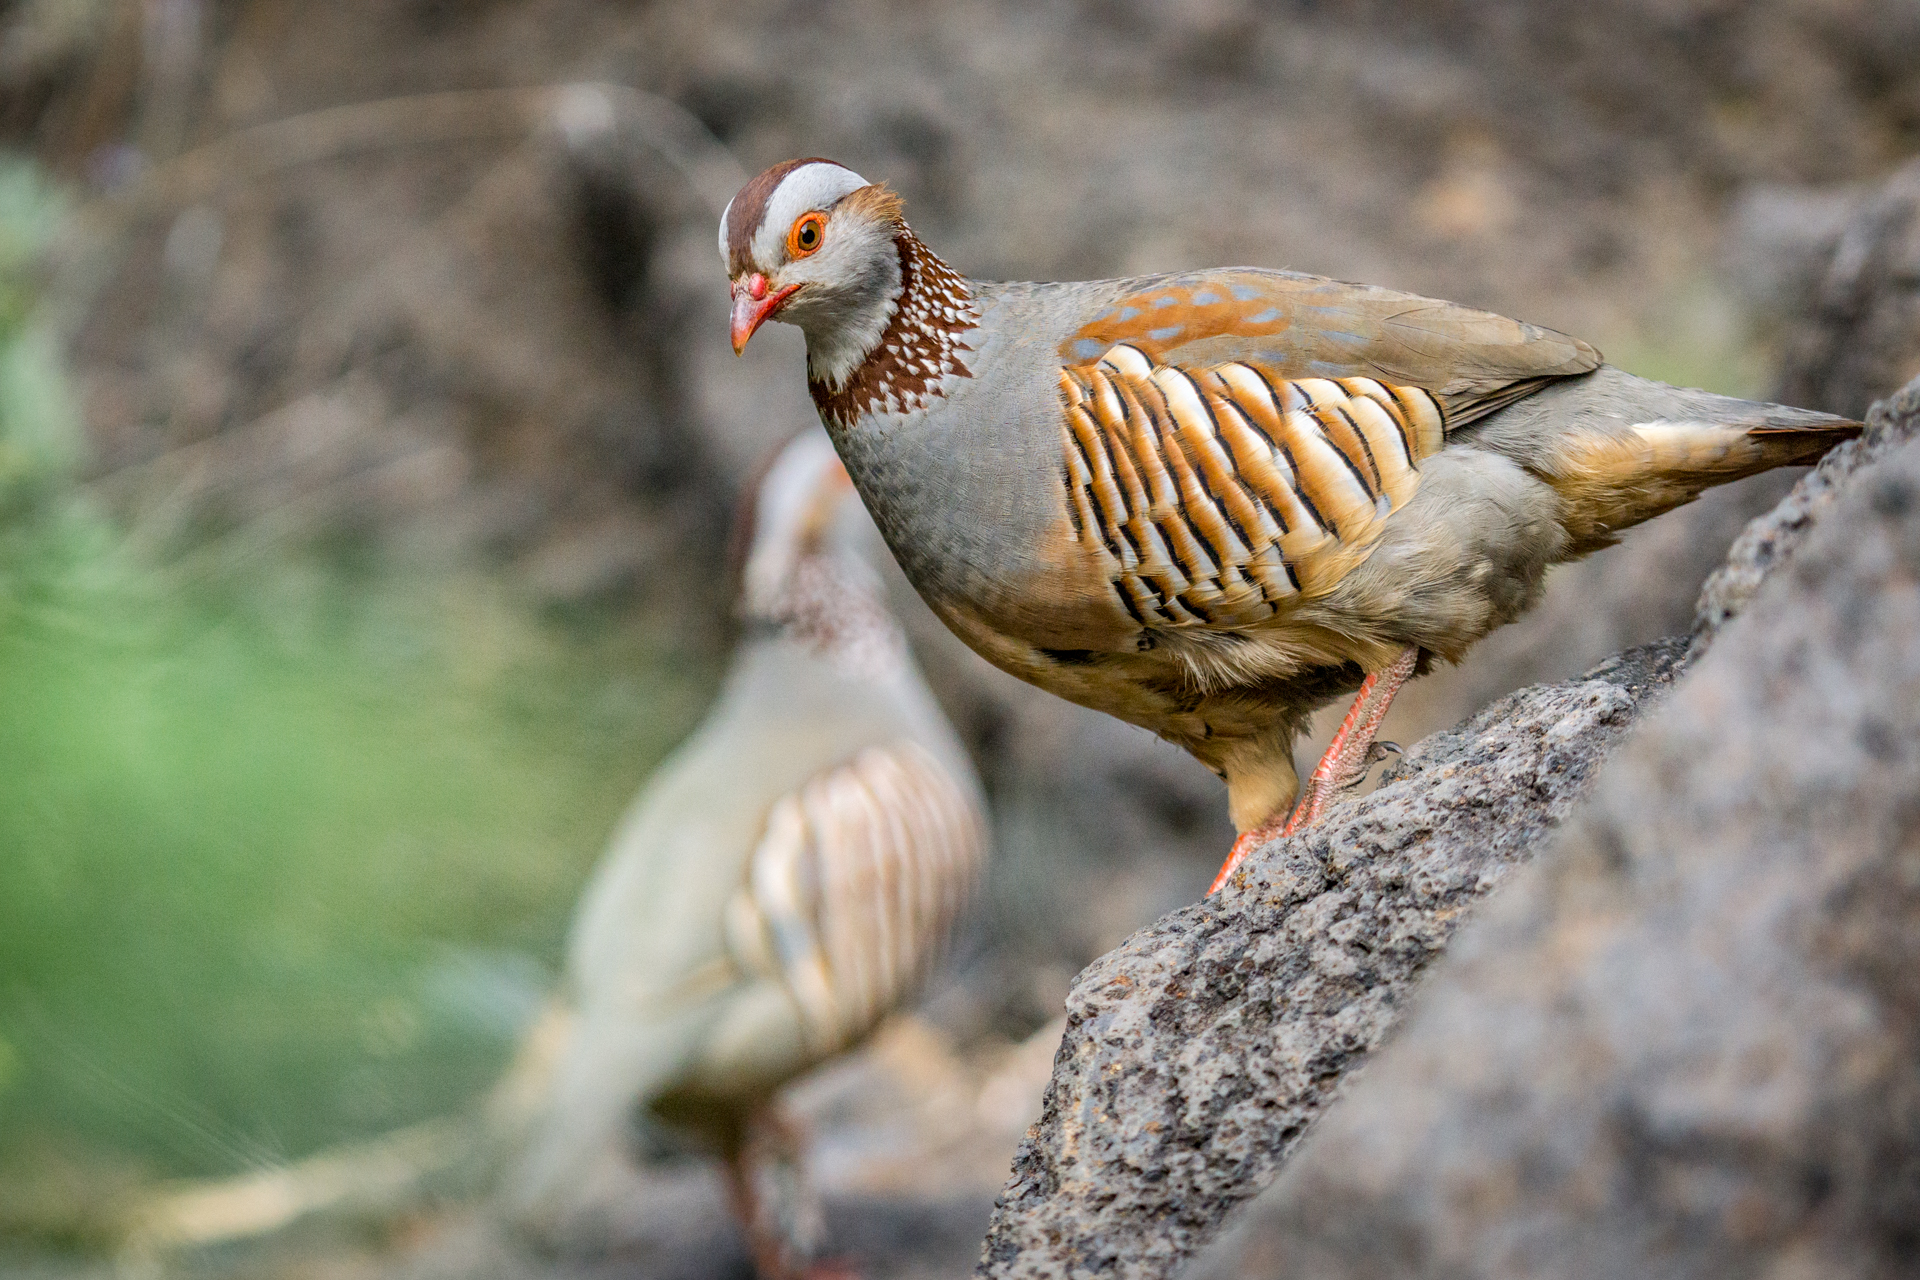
[1748,419,1864,442]
[1541,415,1860,554]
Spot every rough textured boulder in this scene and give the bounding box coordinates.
[979,378,1920,1280]
[1187,374,1920,1279]
[978,643,1686,1280]
[1738,157,1920,421]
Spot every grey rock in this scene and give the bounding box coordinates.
[1724,181,1865,324]
[10,7,1920,1277]
[980,378,1920,1280]
[977,641,1688,1280]
[1762,158,1920,421]
[1187,391,1920,1278]
[1694,375,1920,645]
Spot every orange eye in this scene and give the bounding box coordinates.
[787,212,826,258]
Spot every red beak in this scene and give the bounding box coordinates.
[730,274,801,355]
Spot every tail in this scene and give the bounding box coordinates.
[489,998,693,1238]
[1474,365,1861,554]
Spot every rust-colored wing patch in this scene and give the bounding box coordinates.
[722,742,986,1054]
[1058,280,1294,367]
[1058,342,1446,627]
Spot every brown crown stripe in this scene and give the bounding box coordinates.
[1057,343,1446,628]
[725,156,839,275]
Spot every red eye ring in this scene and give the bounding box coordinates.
[787,212,827,258]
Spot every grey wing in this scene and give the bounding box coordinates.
[722,740,987,1055]
[1060,269,1604,430]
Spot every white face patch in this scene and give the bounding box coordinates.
[751,162,869,270]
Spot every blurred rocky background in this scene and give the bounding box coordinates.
[0,1,1916,1278]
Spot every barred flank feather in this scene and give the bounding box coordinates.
[1059,343,1446,626]
[724,741,986,1054]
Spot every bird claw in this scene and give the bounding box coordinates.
[1338,740,1402,790]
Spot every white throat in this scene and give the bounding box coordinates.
[804,286,901,389]
[798,231,905,391]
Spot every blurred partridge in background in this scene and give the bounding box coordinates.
[722,159,1861,892]
[499,428,987,1278]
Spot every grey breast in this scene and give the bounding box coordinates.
[827,278,1130,611]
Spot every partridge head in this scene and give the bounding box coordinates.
[723,158,1860,894]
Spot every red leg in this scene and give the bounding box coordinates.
[1284,647,1419,835]
[1206,647,1419,897]
[724,1107,852,1280]
[723,1148,793,1280]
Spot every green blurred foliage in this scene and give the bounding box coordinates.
[0,156,714,1196]
[1600,274,1771,402]
[0,160,77,511]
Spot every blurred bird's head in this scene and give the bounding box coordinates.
[728,427,861,619]
[719,159,907,374]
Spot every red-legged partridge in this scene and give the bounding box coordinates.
[721,159,1860,894]
[502,428,987,1278]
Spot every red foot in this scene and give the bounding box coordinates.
[1206,817,1285,896]
[1205,647,1420,897]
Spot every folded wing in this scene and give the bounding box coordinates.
[723,741,986,1055]
[1057,342,1446,629]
